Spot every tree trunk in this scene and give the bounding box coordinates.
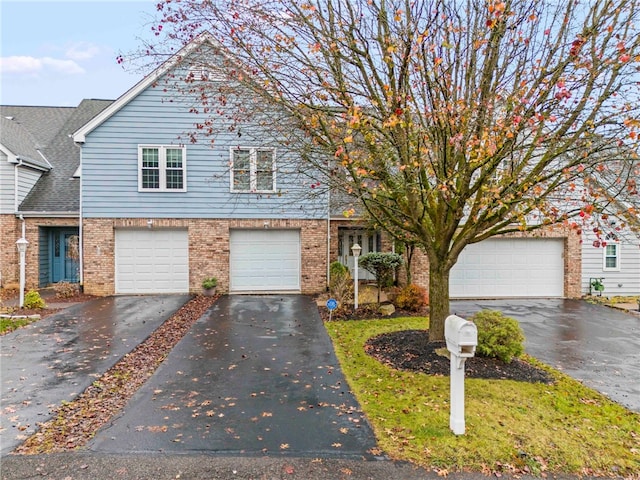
[404,244,414,285]
[428,262,450,343]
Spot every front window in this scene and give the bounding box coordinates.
[603,243,620,271]
[231,147,275,192]
[138,145,186,192]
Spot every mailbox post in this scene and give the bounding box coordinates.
[445,315,478,435]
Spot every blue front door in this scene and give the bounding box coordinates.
[50,229,79,283]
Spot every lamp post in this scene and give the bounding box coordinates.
[351,243,361,311]
[16,237,28,308]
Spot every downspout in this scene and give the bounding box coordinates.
[14,158,22,212]
[75,140,84,287]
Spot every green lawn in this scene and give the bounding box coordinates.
[0,315,38,334]
[326,317,640,476]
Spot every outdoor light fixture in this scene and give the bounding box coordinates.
[16,237,28,308]
[351,243,361,311]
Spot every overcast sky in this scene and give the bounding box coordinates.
[1,0,160,106]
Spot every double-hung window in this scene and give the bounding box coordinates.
[230,147,275,193]
[603,243,620,271]
[138,145,187,192]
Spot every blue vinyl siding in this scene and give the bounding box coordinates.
[81,75,327,220]
[38,227,49,286]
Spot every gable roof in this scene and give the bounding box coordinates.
[0,105,73,169]
[73,32,218,143]
[19,99,113,213]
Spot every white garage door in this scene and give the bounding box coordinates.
[115,229,189,294]
[450,238,564,298]
[229,229,300,293]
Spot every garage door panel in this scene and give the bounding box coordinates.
[230,230,300,292]
[115,229,189,294]
[450,238,563,298]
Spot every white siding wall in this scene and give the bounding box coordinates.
[16,166,42,206]
[0,153,15,213]
[582,230,640,296]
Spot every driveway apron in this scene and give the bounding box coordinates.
[88,295,378,458]
[451,299,640,413]
[0,295,191,455]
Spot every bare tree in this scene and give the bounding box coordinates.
[142,0,640,342]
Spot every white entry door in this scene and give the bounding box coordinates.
[229,229,301,293]
[115,229,189,294]
[339,229,378,281]
[450,238,564,298]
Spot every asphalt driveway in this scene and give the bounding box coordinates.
[451,299,640,412]
[88,295,378,458]
[0,294,191,455]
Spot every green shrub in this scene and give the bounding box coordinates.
[330,261,348,279]
[202,277,218,289]
[329,261,352,305]
[358,252,403,302]
[394,284,428,311]
[359,253,403,286]
[23,290,46,309]
[470,309,524,363]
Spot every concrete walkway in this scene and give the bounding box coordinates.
[0,295,191,455]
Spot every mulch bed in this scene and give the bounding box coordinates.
[320,302,554,384]
[365,330,554,384]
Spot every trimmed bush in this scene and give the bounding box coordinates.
[23,290,46,309]
[470,309,524,363]
[394,284,428,311]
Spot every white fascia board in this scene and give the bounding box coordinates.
[73,32,218,144]
[0,144,17,163]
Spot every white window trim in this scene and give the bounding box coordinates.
[602,242,621,271]
[138,145,187,192]
[230,147,276,193]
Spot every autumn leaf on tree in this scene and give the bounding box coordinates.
[142,0,640,341]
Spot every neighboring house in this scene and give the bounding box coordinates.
[0,100,112,290]
[329,190,582,299]
[581,229,640,296]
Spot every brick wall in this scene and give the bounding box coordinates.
[0,216,79,290]
[406,226,582,299]
[327,221,581,299]
[82,218,329,296]
[0,215,18,288]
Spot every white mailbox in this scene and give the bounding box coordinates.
[445,314,478,436]
[445,315,477,357]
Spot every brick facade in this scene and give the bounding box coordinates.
[82,218,329,296]
[0,215,19,288]
[328,222,582,299]
[0,215,79,290]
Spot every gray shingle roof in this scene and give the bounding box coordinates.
[0,115,48,167]
[1,105,74,150]
[18,100,113,212]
